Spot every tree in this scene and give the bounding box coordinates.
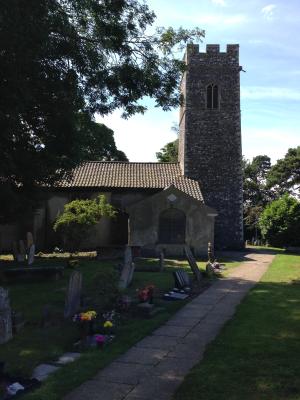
[0,0,204,220]
[267,146,300,197]
[77,115,128,162]
[259,194,300,247]
[156,139,178,162]
[53,195,116,251]
[243,155,272,240]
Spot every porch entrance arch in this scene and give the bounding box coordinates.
[158,208,186,244]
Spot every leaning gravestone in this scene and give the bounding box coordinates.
[184,245,202,282]
[0,287,12,344]
[64,271,82,319]
[119,246,135,289]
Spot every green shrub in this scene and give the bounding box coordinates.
[259,194,300,247]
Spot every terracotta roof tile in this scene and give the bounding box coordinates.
[58,162,203,202]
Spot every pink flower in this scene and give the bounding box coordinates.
[95,334,105,344]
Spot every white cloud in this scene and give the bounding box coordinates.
[211,0,226,6]
[241,86,300,101]
[261,4,277,20]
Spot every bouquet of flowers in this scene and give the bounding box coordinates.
[73,310,97,339]
[138,285,155,303]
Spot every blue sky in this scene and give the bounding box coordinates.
[97,0,300,164]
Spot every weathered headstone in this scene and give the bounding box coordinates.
[26,232,34,248]
[0,287,12,344]
[208,241,214,263]
[159,249,165,272]
[64,271,82,319]
[18,240,26,262]
[12,241,18,262]
[118,246,135,289]
[184,245,202,282]
[28,244,35,265]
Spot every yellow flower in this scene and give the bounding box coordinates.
[104,320,113,328]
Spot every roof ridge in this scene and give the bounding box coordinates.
[79,161,180,165]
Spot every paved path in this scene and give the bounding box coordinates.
[64,252,275,400]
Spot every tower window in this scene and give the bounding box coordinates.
[206,84,219,109]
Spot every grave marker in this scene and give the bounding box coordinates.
[119,246,135,289]
[0,287,12,344]
[64,271,82,319]
[184,245,202,282]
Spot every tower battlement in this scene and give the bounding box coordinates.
[186,43,239,64]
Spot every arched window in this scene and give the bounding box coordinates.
[206,84,219,109]
[158,208,186,244]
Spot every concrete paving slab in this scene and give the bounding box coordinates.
[165,316,200,327]
[152,325,191,338]
[64,379,133,400]
[117,347,168,365]
[124,375,183,400]
[135,335,178,350]
[95,362,153,385]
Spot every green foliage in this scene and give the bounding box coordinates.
[267,146,300,197]
[243,155,273,240]
[0,0,204,220]
[156,139,179,162]
[53,195,116,251]
[259,194,300,247]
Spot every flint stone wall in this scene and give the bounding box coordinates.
[179,44,244,249]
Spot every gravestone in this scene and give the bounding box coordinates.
[0,287,12,344]
[184,245,202,282]
[26,232,35,265]
[12,241,18,262]
[208,241,214,263]
[118,246,135,289]
[64,271,82,319]
[19,240,26,262]
[28,244,35,265]
[159,249,165,272]
[26,232,34,248]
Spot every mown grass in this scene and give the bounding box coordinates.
[174,253,300,400]
[0,254,239,399]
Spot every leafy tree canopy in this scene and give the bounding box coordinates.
[267,146,300,197]
[156,139,178,162]
[53,195,116,251]
[0,0,204,219]
[259,194,300,247]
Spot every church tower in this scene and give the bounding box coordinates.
[179,44,244,249]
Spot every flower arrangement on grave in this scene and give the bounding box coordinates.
[138,285,155,303]
[102,310,119,335]
[73,310,97,339]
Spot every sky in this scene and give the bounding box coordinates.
[97,0,300,164]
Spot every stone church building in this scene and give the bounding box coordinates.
[0,44,244,256]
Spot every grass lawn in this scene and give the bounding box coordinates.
[174,253,300,400]
[0,254,239,399]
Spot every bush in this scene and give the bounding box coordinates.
[259,194,300,247]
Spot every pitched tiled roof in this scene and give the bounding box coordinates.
[58,162,203,202]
